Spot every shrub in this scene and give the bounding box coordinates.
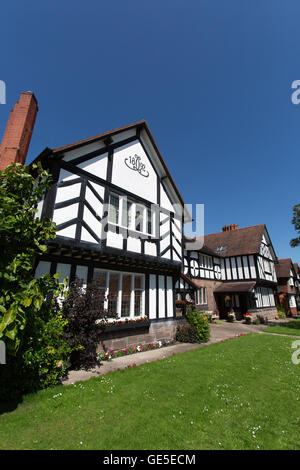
[62,279,118,370]
[277,306,286,319]
[186,309,210,343]
[0,294,73,401]
[176,323,198,343]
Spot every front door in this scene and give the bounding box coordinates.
[239,294,248,318]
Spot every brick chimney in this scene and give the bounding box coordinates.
[222,224,239,232]
[0,91,38,170]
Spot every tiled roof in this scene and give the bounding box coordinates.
[199,224,266,257]
[214,281,256,293]
[276,258,292,278]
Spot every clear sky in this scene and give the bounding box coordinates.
[0,0,299,263]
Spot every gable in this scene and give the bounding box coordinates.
[112,140,158,204]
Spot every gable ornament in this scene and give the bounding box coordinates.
[125,154,149,177]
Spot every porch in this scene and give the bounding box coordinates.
[214,282,256,320]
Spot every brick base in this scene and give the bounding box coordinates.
[247,307,278,321]
[96,318,187,353]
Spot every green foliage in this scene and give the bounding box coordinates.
[277,306,286,319]
[0,163,58,355]
[176,306,210,343]
[175,322,198,343]
[0,163,74,400]
[186,307,210,343]
[0,295,73,401]
[290,203,300,247]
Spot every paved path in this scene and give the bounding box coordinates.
[63,319,300,385]
[63,321,265,385]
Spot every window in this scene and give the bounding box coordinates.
[289,295,296,308]
[108,194,119,224]
[196,287,207,305]
[134,275,143,317]
[121,200,132,228]
[135,204,144,232]
[108,192,154,235]
[147,208,153,235]
[93,269,145,319]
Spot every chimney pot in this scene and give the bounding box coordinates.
[222,224,239,232]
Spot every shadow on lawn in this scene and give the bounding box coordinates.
[0,397,23,415]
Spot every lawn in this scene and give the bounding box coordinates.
[262,319,300,337]
[0,333,299,450]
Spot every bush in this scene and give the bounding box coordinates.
[176,323,198,343]
[186,308,210,343]
[277,306,286,319]
[176,306,210,344]
[62,279,118,370]
[0,296,72,401]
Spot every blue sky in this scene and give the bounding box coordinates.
[0,0,300,262]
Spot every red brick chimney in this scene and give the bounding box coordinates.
[0,91,38,170]
[222,224,239,232]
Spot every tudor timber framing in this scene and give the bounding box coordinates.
[41,129,184,267]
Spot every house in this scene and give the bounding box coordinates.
[0,92,195,352]
[275,259,300,316]
[183,223,278,320]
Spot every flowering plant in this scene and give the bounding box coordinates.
[227,311,235,322]
[97,340,174,362]
[243,312,252,324]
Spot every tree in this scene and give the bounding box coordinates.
[290,204,300,247]
[0,162,64,355]
[0,163,74,401]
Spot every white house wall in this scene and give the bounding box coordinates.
[112,141,157,204]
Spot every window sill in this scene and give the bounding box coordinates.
[102,319,150,332]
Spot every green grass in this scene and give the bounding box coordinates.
[0,334,299,450]
[262,319,300,336]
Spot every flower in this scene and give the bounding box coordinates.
[56,361,63,368]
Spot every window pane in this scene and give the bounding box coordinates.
[134,290,142,317]
[147,209,152,234]
[135,204,144,232]
[109,194,119,224]
[121,274,131,317]
[93,270,106,288]
[134,275,142,289]
[108,273,119,315]
[122,200,132,228]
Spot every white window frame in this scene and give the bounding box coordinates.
[196,287,207,305]
[93,268,145,321]
[108,192,155,237]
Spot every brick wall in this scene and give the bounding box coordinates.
[191,278,223,312]
[0,91,38,170]
[96,318,187,353]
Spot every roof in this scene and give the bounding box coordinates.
[193,224,266,257]
[214,281,256,293]
[32,120,189,215]
[276,258,293,278]
[180,272,198,289]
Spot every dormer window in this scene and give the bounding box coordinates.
[216,245,227,253]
